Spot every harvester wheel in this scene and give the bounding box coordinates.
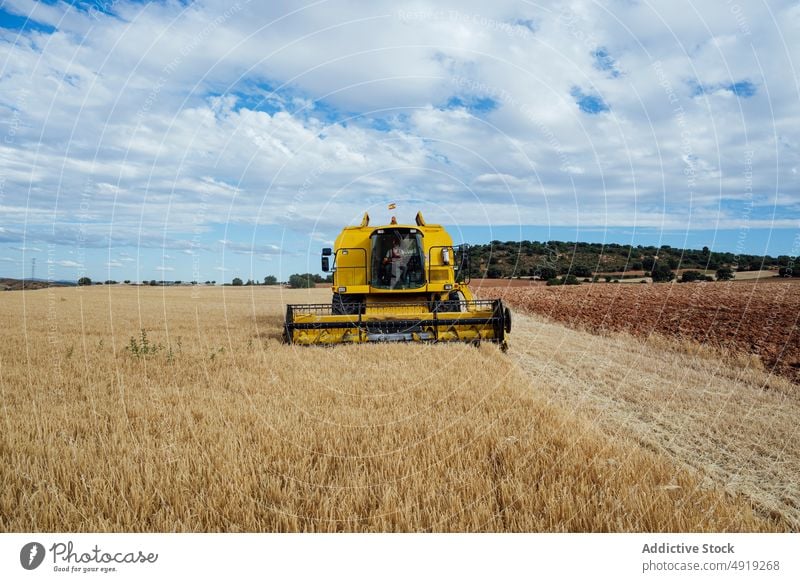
[504,307,512,333]
[282,306,294,344]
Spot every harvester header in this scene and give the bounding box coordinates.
[283,211,511,348]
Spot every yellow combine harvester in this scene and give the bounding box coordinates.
[283,211,511,348]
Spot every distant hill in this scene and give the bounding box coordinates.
[0,278,77,291]
[463,240,787,279]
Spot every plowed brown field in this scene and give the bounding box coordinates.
[488,280,800,383]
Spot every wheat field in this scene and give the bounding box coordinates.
[0,286,793,531]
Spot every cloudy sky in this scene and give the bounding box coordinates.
[1,0,798,282]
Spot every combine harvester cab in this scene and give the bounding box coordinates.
[283,211,511,348]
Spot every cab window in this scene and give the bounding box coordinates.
[371,230,425,289]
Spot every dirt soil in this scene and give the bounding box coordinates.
[484,280,800,383]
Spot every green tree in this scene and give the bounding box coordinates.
[264,275,278,285]
[486,267,502,279]
[571,264,593,278]
[651,263,675,283]
[716,266,735,281]
[534,266,557,281]
[77,277,92,286]
[680,270,705,283]
[288,273,316,288]
[232,277,243,286]
[641,256,656,271]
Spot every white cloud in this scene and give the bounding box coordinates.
[220,240,282,255]
[54,260,83,268]
[0,0,797,252]
[154,266,175,272]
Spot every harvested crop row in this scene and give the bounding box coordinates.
[490,281,800,383]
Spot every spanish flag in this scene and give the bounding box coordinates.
[388,203,396,210]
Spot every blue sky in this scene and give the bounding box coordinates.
[1,0,799,282]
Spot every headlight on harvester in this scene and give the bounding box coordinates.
[338,287,347,293]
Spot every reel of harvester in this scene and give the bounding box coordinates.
[283,298,510,348]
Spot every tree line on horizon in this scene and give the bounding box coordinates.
[74,274,332,287]
[464,240,793,281]
[69,239,796,288]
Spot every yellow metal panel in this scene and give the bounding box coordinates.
[428,268,450,282]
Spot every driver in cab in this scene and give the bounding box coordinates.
[383,236,410,288]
